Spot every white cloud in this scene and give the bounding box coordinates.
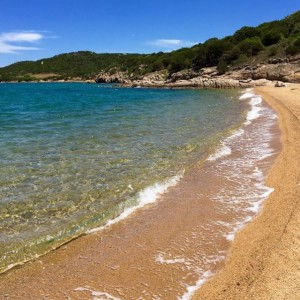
[0,31,45,54]
[147,39,196,49]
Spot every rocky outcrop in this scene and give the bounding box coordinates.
[95,71,130,84]
[127,77,271,89]
[227,55,300,83]
[95,56,300,89]
[250,63,300,82]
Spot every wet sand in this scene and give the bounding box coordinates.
[0,86,294,300]
[194,84,300,299]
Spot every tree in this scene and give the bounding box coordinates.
[262,31,281,46]
[192,45,207,69]
[217,60,228,74]
[286,38,300,55]
[205,39,233,66]
[233,26,260,43]
[238,37,264,56]
[221,46,241,63]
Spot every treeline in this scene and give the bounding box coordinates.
[0,10,299,81]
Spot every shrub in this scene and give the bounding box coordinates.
[286,38,300,55]
[294,38,300,47]
[268,45,278,56]
[238,37,264,56]
[205,39,233,66]
[192,46,207,69]
[233,26,260,43]
[232,54,248,66]
[221,46,241,63]
[262,31,281,46]
[217,60,228,74]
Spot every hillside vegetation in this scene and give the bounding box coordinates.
[0,10,299,82]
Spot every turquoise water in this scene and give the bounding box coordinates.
[0,83,247,272]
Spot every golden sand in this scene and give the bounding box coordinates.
[194,84,300,299]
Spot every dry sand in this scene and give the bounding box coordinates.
[194,84,300,299]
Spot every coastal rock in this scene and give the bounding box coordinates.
[127,72,275,89]
[252,63,300,82]
[139,70,168,82]
[169,69,200,82]
[95,71,130,84]
[200,67,218,76]
[95,56,300,88]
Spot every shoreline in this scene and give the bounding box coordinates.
[0,86,281,299]
[0,84,298,299]
[194,84,300,299]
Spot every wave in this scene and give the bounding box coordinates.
[87,173,184,234]
[207,142,232,161]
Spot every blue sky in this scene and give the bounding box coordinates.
[0,0,299,67]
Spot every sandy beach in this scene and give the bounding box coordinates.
[0,84,299,299]
[194,84,300,299]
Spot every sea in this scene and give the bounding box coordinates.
[0,82,278,291]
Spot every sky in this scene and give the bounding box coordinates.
[0,0,299,67]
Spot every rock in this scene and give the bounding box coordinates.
[239,79,252,83]
[200,67,217,75]
[169,69,200,82]
[275,81,285,87]
[95,71,130,83]
[94,56,300,89]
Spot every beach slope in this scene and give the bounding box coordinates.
[194,85,300,299]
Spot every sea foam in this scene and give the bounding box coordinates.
[179,271,213,300]
[207,128,245,162]
[207,143,232,161]
[87,173,183,234]
[240,91,264,125]
[155,253,186,264]
[75,287,120,300]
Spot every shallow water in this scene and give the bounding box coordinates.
[0,83,247,272]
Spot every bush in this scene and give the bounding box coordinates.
[233,26,260,43]
[217,60,228,74]
[232,54,248,66]
[294,38,300,47]
[192,46,207,69]
[262,31,281,46]
[205,39,233,66]
[221,46,241,63]
[286,38,300,55]
[238,37,264,56]
[268,45,278,56]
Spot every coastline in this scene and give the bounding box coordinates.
[0,83,298,299]
[194,84,300,299]
[2,54,299,88]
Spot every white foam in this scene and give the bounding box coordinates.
[246,105,261,122]
[240,90,264,125]
[250,96,262,106]
[75,287,120,300]
[207,143,231,161]
[208,127,247,163]
[155,253,186,264]
[226,128,245,140]
[179,271,213,300]
[271,113,278,119]
[223,216,252,241]
[244,96,263,125]
[239,92,255,100]
[87,173,183,234]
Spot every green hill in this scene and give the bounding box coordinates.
[0,10,299,82]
